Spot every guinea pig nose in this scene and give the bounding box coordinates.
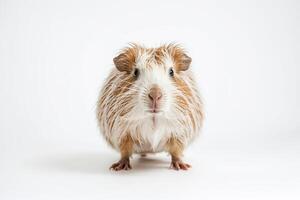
[148,86,162,102]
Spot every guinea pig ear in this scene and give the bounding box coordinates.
[113,48,137,72]
[168,44,192,71]
[176,53,192,71]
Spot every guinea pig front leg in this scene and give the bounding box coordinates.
[166,138,191,170]
[110,135,133,171]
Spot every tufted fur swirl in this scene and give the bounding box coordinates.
[96,44,204,154]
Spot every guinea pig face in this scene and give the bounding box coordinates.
[113,44,191,121]
[134,58,174,116]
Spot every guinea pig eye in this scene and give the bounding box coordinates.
[169,68,174,77]
[133,68,139,78]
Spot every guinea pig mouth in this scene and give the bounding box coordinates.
[145,109,162,114]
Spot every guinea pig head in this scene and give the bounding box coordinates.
[113,44,192,120]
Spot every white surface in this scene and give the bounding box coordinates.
[0,0,299,199]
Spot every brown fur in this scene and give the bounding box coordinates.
[166,137,184,159]
[113,44,191,72]
[168,45,191,71]
[119,134,134,158]
[113,46,138,72]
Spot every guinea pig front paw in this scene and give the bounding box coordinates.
[110,158,132,171]
[170,160,191,170]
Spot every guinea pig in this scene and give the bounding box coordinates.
[96,43,204,171]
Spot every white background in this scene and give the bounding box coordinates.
[0,0,299,199]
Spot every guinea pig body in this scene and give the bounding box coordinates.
[97,44,204,170]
